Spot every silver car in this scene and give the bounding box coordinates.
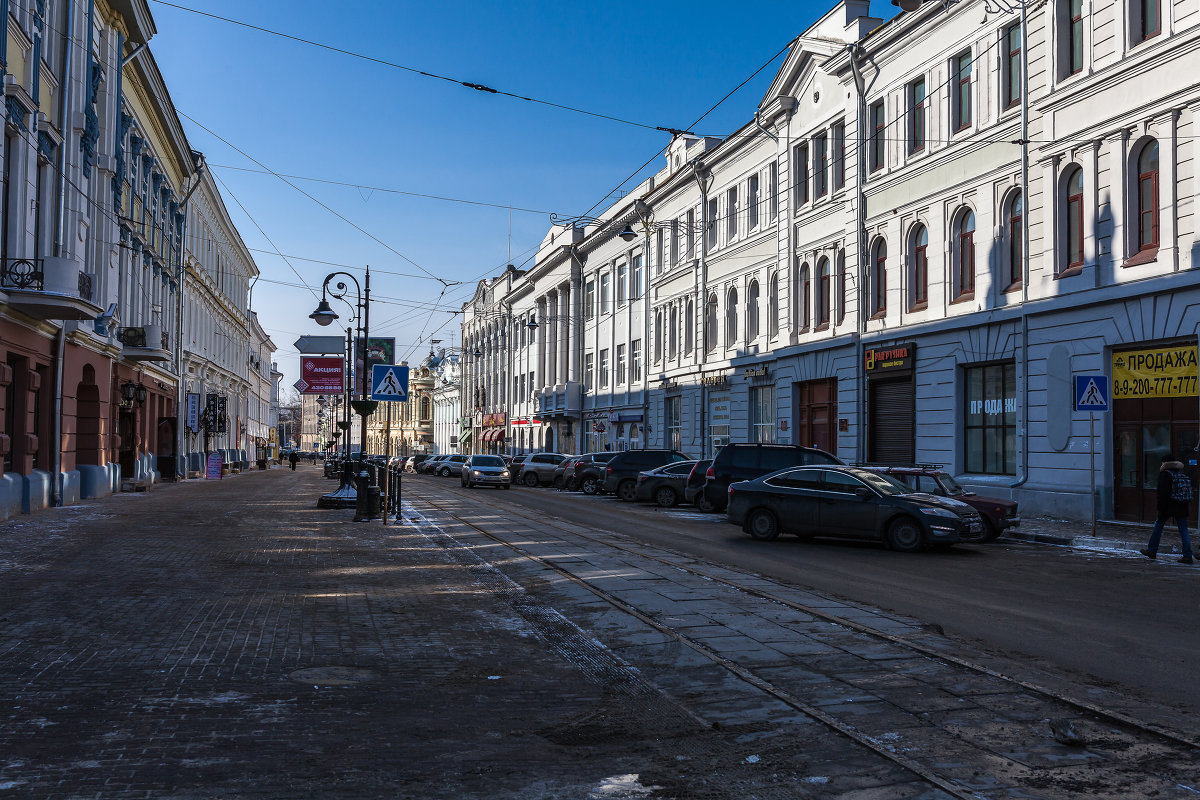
[461,455,512,489]
[513,452,568,487]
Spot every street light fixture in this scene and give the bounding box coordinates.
[309,298,338,326]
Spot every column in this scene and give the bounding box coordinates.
[559,285,570,382]
[548,292,559,386]
[537,298,547,389]
[568,281,580,382]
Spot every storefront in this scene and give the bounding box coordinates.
[1112,342,1199,522]
[865,343,915,466]
[705,373,731,454]
[792,378,837,455]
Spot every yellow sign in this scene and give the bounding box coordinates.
[1112,345,1199,399]
[269,427,278,443]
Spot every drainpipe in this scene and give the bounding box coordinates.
[1010,1,1031,492]
[754,109,778,144]
[691,159,712,457]
[848,42,868,465]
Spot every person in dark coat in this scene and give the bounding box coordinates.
[288,451,299,471]
[1141,453,1194,564]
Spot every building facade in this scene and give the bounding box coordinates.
[463,0,1200,523]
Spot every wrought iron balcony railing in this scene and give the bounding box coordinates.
[0,258,45,291]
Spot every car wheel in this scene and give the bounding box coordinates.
[978,517,1002,543]
[694,493,717,513]
[565,477,579,491]
[580,477,599,495]
[524,473,539,487]
[886,517,925,552]
[440,467,452,477]
[746,509,779,541]
[617,480,637,502]
[654,486,678,508]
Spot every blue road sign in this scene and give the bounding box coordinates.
[1074,374,1110,412]
[370,364,409,402]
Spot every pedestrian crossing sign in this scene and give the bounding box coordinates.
[1074,374,1110,412]
[370,364,409,401]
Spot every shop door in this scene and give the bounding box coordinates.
[868,379,915,465]
[794,378,837,456]
[1113,397,1199,522]
[118,410,137,477]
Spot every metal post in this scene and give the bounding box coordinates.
[1090,412,1097,538]
[383,401,392,525]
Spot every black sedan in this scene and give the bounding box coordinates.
[634,460,699,507]
[726,466,984,552]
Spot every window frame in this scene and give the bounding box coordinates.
[748,173,760,229]
[1138,0,1161,42]
[814,133,828,197]
[747,279,761,340]
[1003,22,1022,110]
[964,361,1017,475]
[1066,0,1084,77]
[871,238,887,316]
[955,209,976,298]
[768,272,780,338]
[725,287,739,346]
[911,224,929,308]
[952,51,973,133]
[816,257,830,327]
[1065,167,1085,272]
[726,186,738,240]
[1006,192,1023,289]
[1136,141,1160,254]
[598,348,609,388]
[869,101,885,172]
[615,343,627,385]
[832,120,846,189]
[908,77,926,153]
[794,143,809,205]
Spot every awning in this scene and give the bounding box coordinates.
[481,429,494,442]
[492,429,506,442]
[459,429,473,444]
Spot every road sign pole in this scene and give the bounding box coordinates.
[1090,412,1097,538]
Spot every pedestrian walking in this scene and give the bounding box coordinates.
[288,451,299,471]
[1141,453,1194,564]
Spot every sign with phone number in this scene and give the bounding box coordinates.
[1111,346,1199,399]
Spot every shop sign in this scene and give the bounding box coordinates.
[838,418,849,432]
[493,413,506,426]
[742,365,770,378]
[299,357,344,394]
[702,373,730,387]
[1112,345,1199,399]
[186,393,200,432]
[864,343,916,373]
[710,394,731,425]
[205,452,223,480]
[510,418,531,425]
[583,411,607,419]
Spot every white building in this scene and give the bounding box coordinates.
[431,349,462,454]
[464,0,1200,524]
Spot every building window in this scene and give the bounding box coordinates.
[1004,22,1022,110]
[1065,0,1084,76]
[768,272,779,338]
[685,298,695,354]
[908,77,926,153]
[817,257,830,326]
[1136,140,1160,254]
[669,305,678,359]
[706,198,718,249]
[954,208,976,297]
[631,254,644,299]
[750,386,776,444]
[656,227,665,275]
[585,279,595,320]
[952,51,972,132]
[832,120,846,189]
[869,101,885,172]
[705,294,718,352]
[669,221,678,269]
[801,264,811,330]
[768,162,779,217]
[910,224,928,308]
[686,209,696,259]
[599,348,609,388]
[749,174,760,229]
[747,279,760,340]
[1137,0,1161,42]
[965,362,1017,475]
[599,272,611,314]
[726,187,738,240]
[793,143,809,205]
[654,310,663,363]
[616,344,627,384]
[1006,192,1023,288]
[836,250,847,324]
[584,352,594,390]
[1065,166,1085,271]
[631,339,642,382]
[616,262,627,306]
[725,287,739,346]
[814,134,828,197]
[665,395,682,452]
[871,238,887,316]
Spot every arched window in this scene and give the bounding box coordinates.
[1064,166,1084,272]
[953,209,975,297]
[654,310,663,364]
[725,287,739,346]
[816,257,830,327]
[420,395,432,420]
[1005,192,1023,289]
[747,280,760,340]
[871,238,887,316]
[909,224,928,308]
[705,294,718,352]
[1136,140,1159,254]
[836,250,847,324]
[768,272,779,338]
[800,264,811,330]
[685,299,695,354]
[668,305,678,359]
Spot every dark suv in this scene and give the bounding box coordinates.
[571,452,618,495]
[702,443,842,512]
[604,449,691,501]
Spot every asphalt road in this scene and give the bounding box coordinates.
[412,474,1200,715]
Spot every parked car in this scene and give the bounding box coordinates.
[405,454,430,473]
[571,452,619,494]
[702,443,842,512]
[856,465,1019,542]
[420,455,449,474]
[461,455,512,489]
[635,460,700,507]
[434,454,470,476]
[513,452,568,487]
[552,456,581,489]
[604,449,692,501]
[726,465,985,551]
[684,459,714,510]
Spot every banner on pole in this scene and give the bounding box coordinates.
[298,357,345,394]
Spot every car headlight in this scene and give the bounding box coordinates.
[501,470,509,477]
[920,506,958,518]
[473,470,482,476]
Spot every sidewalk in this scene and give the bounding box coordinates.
[1007,513,1196,557]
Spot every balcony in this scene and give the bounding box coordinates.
[120,324,171,362]
[0,256,103,321]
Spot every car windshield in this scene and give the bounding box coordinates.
[473,456,505,467]
[936,473,969,495]
[851,469,911,496]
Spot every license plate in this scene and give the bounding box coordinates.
[969,523,981,532]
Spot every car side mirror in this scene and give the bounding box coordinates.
[854,487,871,501]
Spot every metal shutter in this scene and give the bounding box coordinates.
[868,379,915,465]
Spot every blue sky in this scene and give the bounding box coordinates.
[148,0,895,390]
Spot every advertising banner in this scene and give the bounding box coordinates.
[1112,345,1199,399]
[352,337,396,388]
[186,393,200,432]
[299,357,345,394]
[205,452,223,480]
